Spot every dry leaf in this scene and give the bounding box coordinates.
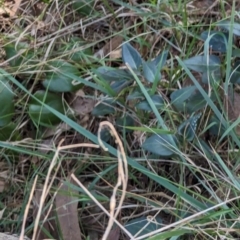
[72,97,95,116]
[107,227,120,240]
[189,0,215,9]
[94,20,132,59]
[55,179,82,240]
[0,180,5,193]
[224,90,240,135]
[94,35,123,59]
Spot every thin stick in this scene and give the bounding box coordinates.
[71,174,133,239]
[20,175,38,240]
[98,121,128,240]
[32,140,99,239]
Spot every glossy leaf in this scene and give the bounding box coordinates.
[95,67,133,82]
[42,60,81,92]
[230,61,240,84]
[122,42,142,69]
[124,216,162,239]
[217,20,240,36]
[183,55,220,73]
[178,113,201,141]
[142,134,177,156]
[91,100,116,116]
[136,95,164,111]
[0,77,14,126]
[200,31,228,53]
[72,0,93,16]
[29,91,64,126]
[142,61,158,83]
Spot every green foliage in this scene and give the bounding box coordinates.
[178,113,202,142]
[95,67,133,82]
[91,99,116,116]
[122,42,142,70]
[200,31,228,53]
[183,55,220,73]
[217,20,240,36]
[0,123,19,141]
[0,76,14,126]
[72,0,94,16]
[142,133,177,157]
[230,60,240,83]
[124,216,162,239]
[28,90,64,126]
[62,37,93,62]
[42,60,82,92]
[136,94,164,111]
[4,42,37,71]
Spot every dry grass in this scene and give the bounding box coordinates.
[0,0,240,239]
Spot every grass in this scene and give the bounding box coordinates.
[1,0,240,239]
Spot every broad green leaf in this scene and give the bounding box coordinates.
[152,50,168,68]
[208,115,226,137]
[64,37,93,62]
[42,60,81,92]
[0,67,224,214]
[178,113,201,141]
[195,138,215,161]
[185,92,208,113]
[126,88,151,100]
[142,61,158,83]
[29,90,64,126]
[170,86,197,111]
[230,61,240,83]
[124,216,162,239]
[0,77,14,126]
[183,55,220,73]
[95,66,133,82]
[148,229,192,240]
[99,128,111,142]
[217,20,240,36]
[91,100,116,116]
[201,70,221,84]
[232,49,240,57]
[0,123,20,141]
[4,43,23,67]
[142,134,177,156]
[110,80,131,93]
[122,42,142,69]
[116,115,135,133]
[4,43,37,70]
[200,31,228,53]
[136,95,164,111]
[72,0,93,15]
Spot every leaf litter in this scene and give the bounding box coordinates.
[55,178,82,240]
